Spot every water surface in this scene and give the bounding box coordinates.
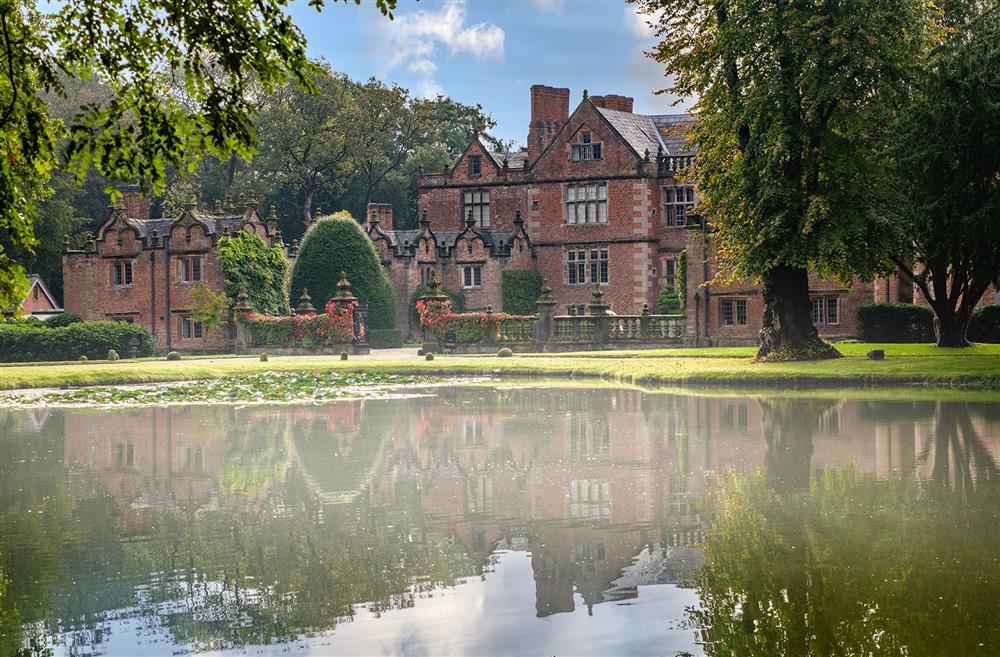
[2,386,999,656]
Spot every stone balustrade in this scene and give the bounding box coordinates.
[420,278,687,353]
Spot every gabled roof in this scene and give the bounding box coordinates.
[100,207,265,241]
[25,275,62,312]
[595,107,665,158]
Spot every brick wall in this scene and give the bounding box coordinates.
[65,208,276,352]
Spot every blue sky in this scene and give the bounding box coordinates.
[288,0,692,147]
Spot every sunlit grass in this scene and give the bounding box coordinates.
[0,341,998,392]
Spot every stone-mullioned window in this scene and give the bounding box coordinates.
[565,182,608,224]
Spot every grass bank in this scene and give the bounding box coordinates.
[0,343,998,391]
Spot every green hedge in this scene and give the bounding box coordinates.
[46,312,83,328]
[0,321,155,362]
[857,304,935,343]
[969,305,1000,343]
[289,212,397,329]
[501,270,543,315]
[369,328,404,348]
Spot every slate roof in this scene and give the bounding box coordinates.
[379,227,520,255]
[597,107,665,158]
[126,212,257,239]
[595,108,696,157]
[489,151,529,170]
[650,114,697,155]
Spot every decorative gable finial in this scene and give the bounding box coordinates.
[644,148,651,162]
[582,89,589,101]
[420,209,430,226]
[465,208,476,229]
[513,209,524,226]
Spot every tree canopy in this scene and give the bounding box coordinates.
[890,4,1000,346]
[0,0,395,311]
[633,0,932,359]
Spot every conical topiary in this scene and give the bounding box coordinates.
[289,211,397,329]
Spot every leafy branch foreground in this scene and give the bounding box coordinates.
[2,371,433,407]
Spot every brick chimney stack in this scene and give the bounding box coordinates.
[527,84,570,163]
[119,184,150,221]
[589,94,634,113]
[367,202,393,231]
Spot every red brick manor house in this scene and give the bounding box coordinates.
[367,84,905,341]
[64,84,923,350]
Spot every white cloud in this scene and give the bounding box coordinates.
[372,1,504,98]
[415,78,444,99]
[532,0,566,14]
[408,59,437,76]
[625,5,663,39]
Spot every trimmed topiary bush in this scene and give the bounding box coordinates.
[46,312,83,328]
[107,349,120,361]
[260,353,269,362]
[425,352,434,361]
[657,285,682,313]
[166,351,181,361]
[857,304,935,343]
[0,321,154,363]
[289,212,396,329]
[416,347,425,356]
[969,305,1000,343]
[78,355,87,361]
[497,347,513,358]
[501,270,543,315]
[217,231,290,314]
[369,328,404,349]
[340,351,349,360]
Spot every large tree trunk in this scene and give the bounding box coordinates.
[756,265,841,361]
[302,186,314,228]
[933,306,973,347]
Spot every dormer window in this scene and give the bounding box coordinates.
[469,156,482,176]
[571,131,602,161]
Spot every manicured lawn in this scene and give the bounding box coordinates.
[0,342,998,391]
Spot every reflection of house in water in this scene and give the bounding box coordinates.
[57,391,1000,621]
[63,408,227,513]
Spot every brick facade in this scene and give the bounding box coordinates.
[63,190,286,352]
[372,84,894,344]
[18,274,62,319]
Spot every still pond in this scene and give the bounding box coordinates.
[2,385,1000,656]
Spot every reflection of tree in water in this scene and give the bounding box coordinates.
[759,398,836,492]
[0,402,486,656]
[693,401,1000,657]
[923,401,1000,496]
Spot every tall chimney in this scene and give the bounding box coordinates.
[527,85,570,163]
[118,184,150,221]
[366,202,393,231]
[589,94,634,113]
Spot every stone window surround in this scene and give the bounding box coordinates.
[111,260,134,287]
[571,130,602,162]
[811,296,840,325]
[462,189,491,227]
[720,297,748,327]
[564,181,608,225]
[662,185,696,228]
[176,256,203,284]
[461,264,483,288]
[179,315,204,340]
[566,246,609,285]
